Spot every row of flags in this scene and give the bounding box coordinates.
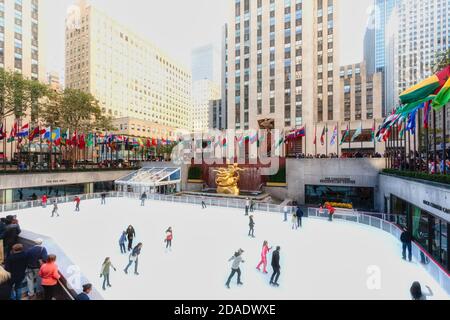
[0,122,175,149]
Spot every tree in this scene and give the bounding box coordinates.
[433,49,450,73]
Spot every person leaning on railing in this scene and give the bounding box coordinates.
[39,255,61,300]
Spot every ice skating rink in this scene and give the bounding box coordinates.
[15,198,449,300]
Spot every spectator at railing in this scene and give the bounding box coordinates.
[25,239,48,299]
[5,244,28,300]
[3,216,21,259]
[39,254,61,300]
[76,283,92,300]
[0,265,12,300]
[410,281,433,300]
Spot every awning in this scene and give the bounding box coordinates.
[115,167,181,188]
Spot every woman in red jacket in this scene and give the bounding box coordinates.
[165,227,173,252]
[256,241,272,274]
[39,255,61,300]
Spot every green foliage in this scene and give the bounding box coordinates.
[382,169,450,185]
[433,49,450,72]
[267,166,287,183]
[188,166,202,180]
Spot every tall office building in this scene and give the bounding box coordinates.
[191,44,221,84]
[0,0,45,81]
[226,0,340,154]
[65,0,192,130]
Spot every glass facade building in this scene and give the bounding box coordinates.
[305,185,375,211]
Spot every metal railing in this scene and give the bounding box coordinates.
[307,208,450,295]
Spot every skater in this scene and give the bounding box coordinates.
[38,255,61,300]
[119,231,127,254]
[41,194,48,208]
[291,212,298,230]
[74,196,81,212]
[410,281,433,300]
[270,246,281,287]
[4,244,27,300]
[283,205,289,222]
[101,192,107,205]
[165,227,173,251]
[250,200,255,212]
[124,243,143,275]
[256,241,272,273]
[100,257,116,290]
[25,238,48,299]
[248,216,255,238]
[225,249,245,289]
[245,198,250,216]
[51,201,59,218]
[140,192,147,206]
[318,204,324,216]
[126,225,136,251]
[76,283,92,300]
[400,227,412,262]
[201,197,207,209]
[326,203,335,221]
[296,206,304,228]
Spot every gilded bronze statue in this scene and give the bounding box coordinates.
[214,164,245,196]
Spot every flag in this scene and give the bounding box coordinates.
[371,122,376,142]
[78,134,86,149]
[42,127,51,140]
[320,126,326,146]
[313,126,317,145]
[351,123,362,142]
[398,120,406,139]
[424,101,431,129]
[340,125,350,145]
[87,133,94,147]
[432,77,450,111]
[406,109,417,135]
[0,123,7,140]
[400,65,450,104]
[29,126,40,140]
[330,126,338,146]
[17,123,29,138]
[222,137,227,147]
[146,138,151,148]
[51,128,61,142]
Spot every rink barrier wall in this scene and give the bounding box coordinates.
[307,208,450,296]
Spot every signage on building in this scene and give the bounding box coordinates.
[319,177,356,185]
[423,200,450,215]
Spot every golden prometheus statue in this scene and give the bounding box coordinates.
[214,163,245,196]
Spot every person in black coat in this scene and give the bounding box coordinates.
[248,216,255,238]
[3,218,21,259]
[126,225,136,251]
[270,246,281,287]
[5,244,28,300]
[296,206,304,228]
[400,228,413,262]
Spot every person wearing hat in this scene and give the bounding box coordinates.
[225,249,245,289]
[76,283,92,300]
[25,238,48,299]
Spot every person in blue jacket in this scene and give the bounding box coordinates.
[5,244,28,300]
[76,283,92,300]
[119,231,127,254]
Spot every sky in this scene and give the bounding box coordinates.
[42,0,373,83]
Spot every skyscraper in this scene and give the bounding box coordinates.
[191,44,221,84]
[0,0,45,81]
[226,0,341,154]
[65,0,192,130]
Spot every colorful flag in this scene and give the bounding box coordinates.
[423,101,431,129]
[351,123,362,142]
[432,77,450,111]
[0,123,6,140]
[51,128,61,142]
[406,109,417,135]
[371,122,376,142]
[320,126,326,146]
[330,126,338,146]
[29,126,40,140]
[340,125,350,145]
[42,127,51,140]
[87,133,94,147]
[313,126,317,145]
[78,134,86,149]
[17,123,29,138]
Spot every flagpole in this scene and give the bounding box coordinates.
[373,119,376,155]
[28,124,32,171]
[314,124,317,157]
[348,121,351,153]
[443,105,447,175]
[325,124,328,157]
[337,122,339,157]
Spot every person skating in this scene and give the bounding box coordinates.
[74,196,81,212]
[100,257,116,290]
[245,198,250,216]
[248,216,255,238]
[250,200,255,212]
[296,206,304,228]
[201,197,207,209]
[51,201,59,218]
[41,194,48,208]
[101,192,107,205]
[283,206,289,222]
[126,225,136,251]
[165,227,173,252]
[400,227,413,262]
[291,213,298,230]
[4,244,27,300]
[270,246,281,287]
[119,231,127,254]
[410,281,433,300]
[124,243,143,275]
[140,192,147,206]
[326,203,335,221]
[25,238,48,299]
[225,249,245,289]
[256,241,272,274]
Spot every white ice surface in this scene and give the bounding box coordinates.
[13,198,450,300]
